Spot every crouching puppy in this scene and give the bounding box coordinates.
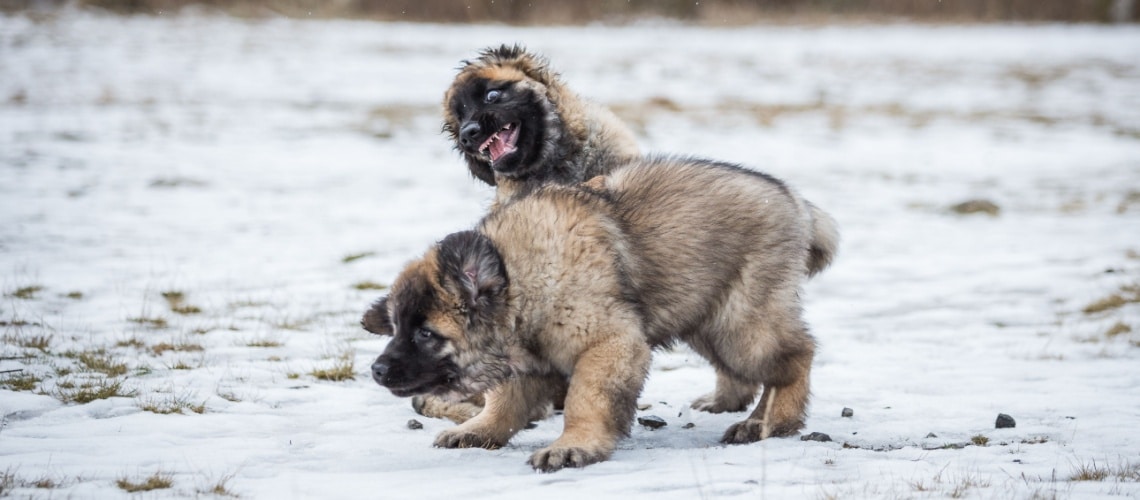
[370,156,837,471]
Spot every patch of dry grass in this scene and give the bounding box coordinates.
[52,376,135,404]
[72,350,129,377]
[1082,283,1140,314]
[7,285,44,300]
[311,355,355,382]
[197,472,239,497]
[246,338,283,348]
[1070,459,1140,482]
[0,467,70,494]
[151,341,205,356]
[138,392,206,415]
[0,370,41,391]
[116,471,174,492]
[163,290,203,315]
[128,315,169,329]
[342,251,376,264]
[352,281,388,291]
[2,330,53,352]
[1105,322,1132,338]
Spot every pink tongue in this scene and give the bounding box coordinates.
[488,132,515,162]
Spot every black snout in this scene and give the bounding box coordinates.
[459,121,481,147]
[371,359,389,384]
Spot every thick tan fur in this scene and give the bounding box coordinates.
[411,45,639,424]
[371,156,837,471]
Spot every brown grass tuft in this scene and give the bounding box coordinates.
[116,471,174,492]
[352,281,388,291]
[8,286,44,300]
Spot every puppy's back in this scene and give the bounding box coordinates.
[598,157,815,344]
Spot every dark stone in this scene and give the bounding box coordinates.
[637,415,667,429]
[841,407,854,418]
[407,419,423,430]
[995,413,1016,429]
[925,432,938,439]
[682,423,695,429]
[801,432,832,442]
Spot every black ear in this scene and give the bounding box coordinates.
[361,296,393,336]
[437,231,507,314]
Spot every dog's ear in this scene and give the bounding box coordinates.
[437,231,507,314]
[361,295,393,336]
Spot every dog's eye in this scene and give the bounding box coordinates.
[416,328,436,341]
[484,89,502,103]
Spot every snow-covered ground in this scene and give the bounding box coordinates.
[1,10,1139,498]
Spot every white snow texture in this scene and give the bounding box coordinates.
[1,11,1139,499]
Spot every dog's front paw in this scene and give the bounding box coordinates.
[720,418,802,444]
[433,428,504,450]
[413,395,483,424]
[527,445,609,472]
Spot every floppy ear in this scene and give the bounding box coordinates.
[360,296,392,336]
[437,231,508,314]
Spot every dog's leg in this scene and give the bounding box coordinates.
[720,345,813,444]
[412,394,484,424]
[690,369,758,413]
[528,335,650,472]
[434,374,557,449]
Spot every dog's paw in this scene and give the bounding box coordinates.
[413,395,482,424]
[690,392,749,414]
[433,428,504,450]
[527,445,609,472]
[720,418,802,444]
[720,418,766,444]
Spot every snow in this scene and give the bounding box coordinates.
[2,10,1139,498]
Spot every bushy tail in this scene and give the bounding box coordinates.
[805,202,839,277]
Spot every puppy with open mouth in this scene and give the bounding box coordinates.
[442,44,641,205]
[366,156,838,471]
[362,45,641,425]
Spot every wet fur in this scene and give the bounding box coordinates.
[369,156,837,471]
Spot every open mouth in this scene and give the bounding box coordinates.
[381,375,458,398]
[478,122,520,164]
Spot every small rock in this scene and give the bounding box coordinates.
[841,407,854,418]
[801,432,832,442]
[682,423,695,429]
[950,199,1001,216]
[636,403,652,411]
[524,422,538,430]
[638,415,667,429]
[407,419,423,430]
[925,432,938,439]
[996,413,1016,429]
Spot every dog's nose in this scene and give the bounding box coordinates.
[371,360,389,381]
[459,122,481,147]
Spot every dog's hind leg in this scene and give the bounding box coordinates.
[720,341,813,444]
[690,369,758,414]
